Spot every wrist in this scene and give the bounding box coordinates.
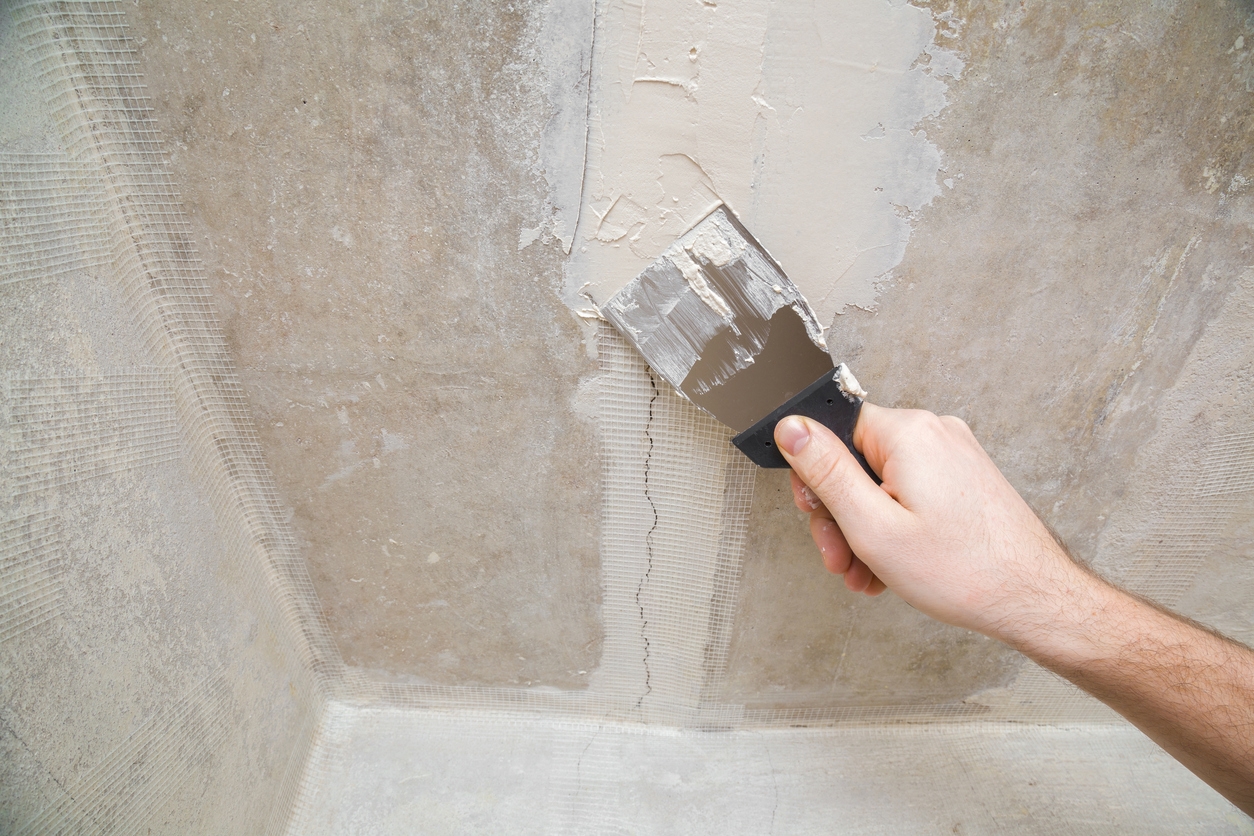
[985,551,1118,669]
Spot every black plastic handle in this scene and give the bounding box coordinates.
[731,370,878,482]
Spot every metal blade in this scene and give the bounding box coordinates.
[601,206,832,433]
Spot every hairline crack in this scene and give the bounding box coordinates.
[636,368,658,709]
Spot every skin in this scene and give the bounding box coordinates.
[774,405,1254,818]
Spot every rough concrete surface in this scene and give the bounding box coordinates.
[126,0,603,688]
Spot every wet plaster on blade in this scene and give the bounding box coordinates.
[567,0,958,332]
[126,0,603,688]
[836,364,869,402]
[601,207,829,411]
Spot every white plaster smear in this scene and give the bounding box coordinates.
[566,0,959,332]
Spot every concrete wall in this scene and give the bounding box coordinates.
[3,0,1253,832]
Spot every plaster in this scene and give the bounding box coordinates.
[837,363,869,401]
[567,0,959,330]
[724,0,1254,717]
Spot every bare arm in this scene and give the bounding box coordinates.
[774,406,1254,816]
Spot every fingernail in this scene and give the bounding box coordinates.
[775,416,810,456]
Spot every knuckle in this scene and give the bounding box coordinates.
[905,408,942,431]
[900,409,948,443]
[940,414,976,442]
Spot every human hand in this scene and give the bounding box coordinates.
[778,406,1254,816]
[774,404,1085,641]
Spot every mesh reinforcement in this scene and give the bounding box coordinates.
[4,2,344,832]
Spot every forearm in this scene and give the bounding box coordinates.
[1003,561,1254,817]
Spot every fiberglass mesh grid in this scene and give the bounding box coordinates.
[16,667,235,836]
[4,2,345,833]
[1197,432,1254,497]
[593,320,757,724]
[0,153,112,286]
[9,0,344,687]
[1116,429,1254,608]
[5,370,182,492]
[0,512,64,645]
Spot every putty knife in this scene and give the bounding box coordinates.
[600,205,876,475]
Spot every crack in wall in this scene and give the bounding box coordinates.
[635,368,659,708]
[571,728,599,801]
[593,322,757,722]
[563,0,599,256]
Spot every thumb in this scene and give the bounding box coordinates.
[774,415,907,548]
